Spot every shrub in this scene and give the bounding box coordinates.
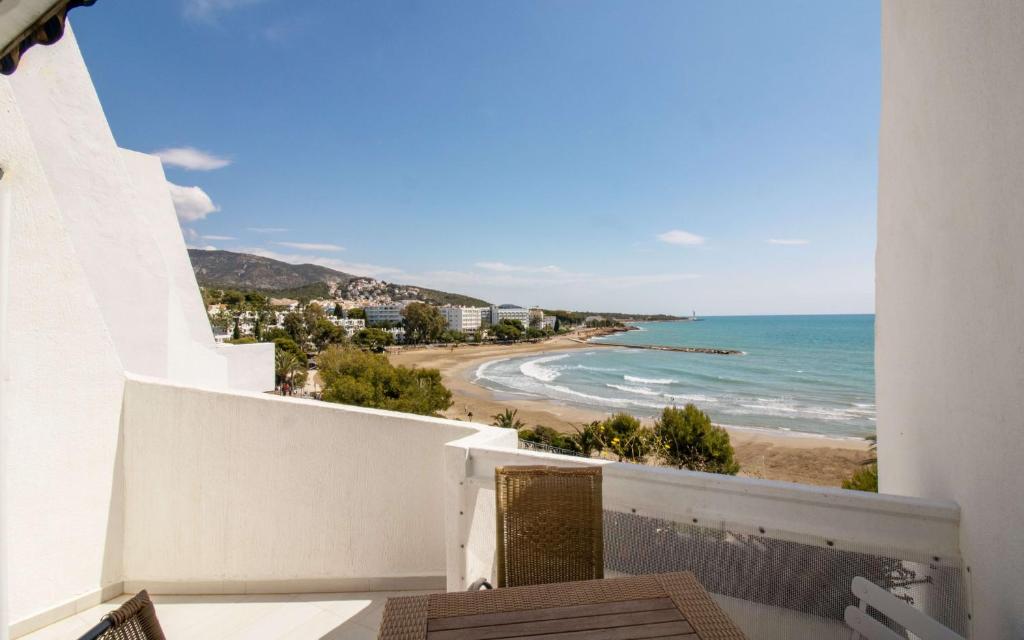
[567,421,605,457]
[654,404,739,475]
[842,464,878,492]
[317,346,452,416]
[518,425,574,450]
[602,413,654,463]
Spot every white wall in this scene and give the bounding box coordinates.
[120,376,511,590]
[0,67,126,625]
[0,23,273,631]
[877,2,1024,637]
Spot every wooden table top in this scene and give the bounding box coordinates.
[378,572,747,640]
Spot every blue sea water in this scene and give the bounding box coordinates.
[473,315,875,438]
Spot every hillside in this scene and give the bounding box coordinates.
[189,249,490,307]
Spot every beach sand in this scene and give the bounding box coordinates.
[389,334,871,487]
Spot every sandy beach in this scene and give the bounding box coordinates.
[389,333,871,487]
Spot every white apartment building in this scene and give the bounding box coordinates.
[328,316,365,337]
[489,304,530,327]
[439,305,484,332]
[541,315,557,330]
[364,301,409,326]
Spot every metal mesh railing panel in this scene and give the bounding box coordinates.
[603,510,969,638]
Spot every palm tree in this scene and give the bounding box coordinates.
[274,350,302,394]
[491,408,525,429]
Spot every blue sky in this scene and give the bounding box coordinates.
[73,0,879,315]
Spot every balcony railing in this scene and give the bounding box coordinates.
[103,376,968,640]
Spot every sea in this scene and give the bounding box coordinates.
[473,314,875,439]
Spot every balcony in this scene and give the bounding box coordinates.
[14,376,967,640]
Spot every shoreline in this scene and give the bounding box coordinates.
[389,334,872,487]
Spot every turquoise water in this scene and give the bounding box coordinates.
[474,315,875,438]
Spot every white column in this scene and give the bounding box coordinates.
[0,166,12,640]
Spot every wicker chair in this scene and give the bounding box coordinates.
[76,590,166,640]
[492,465,604,588]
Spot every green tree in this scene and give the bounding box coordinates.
[492,320,522,341]
[602,413,653,463]
[262,327,290,342]
[311,317,345,351]
[492,408,526,429]
[317,346,452,416]
[353,327,395,351]
[654,405,739,475]
[282,311,308,345]
[273,337,308,366]
[274,349,305,393]
[346,307,366,320]
[232,317,241,340]
[440,330,467,343]
[401,302,447,343]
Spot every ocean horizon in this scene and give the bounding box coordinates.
[473,314,876,438]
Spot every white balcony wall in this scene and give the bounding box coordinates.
[447,444,962,640]
[0,24,275,633]
[0,71,126,626]
[878,2,1024,637]
[120,376,516,593]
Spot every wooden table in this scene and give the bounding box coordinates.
[378,572,746,640]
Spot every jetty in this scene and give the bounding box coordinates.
[569,338,743,355]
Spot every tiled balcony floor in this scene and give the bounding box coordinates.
[21,591,436,640]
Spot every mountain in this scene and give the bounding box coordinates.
[188,249,490,307]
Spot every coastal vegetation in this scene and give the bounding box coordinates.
[317,346,452,416]
[492,408,526,430]
[508,403,739,475]
[842,434,878,492]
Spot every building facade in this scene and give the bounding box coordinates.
[439,305,484,332]
[364,302,409,326]
[489,305,530,327]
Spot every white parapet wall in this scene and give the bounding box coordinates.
[120,375,517,593]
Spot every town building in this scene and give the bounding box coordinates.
[541,315,558,330]
[489,304,530,327]
[328,317,365,337]
[439,305,484,332]
[364,301,409,326]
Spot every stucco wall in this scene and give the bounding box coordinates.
[0,24,273,629]
[120,376,504,589]
[878,2,1024,637]
[0,72,126,625]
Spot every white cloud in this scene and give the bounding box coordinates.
[247,227,288,234]
[273,241,345,252]
[475,261,563,274]
[202,234,235,241]
[657,229,706,246]
[184,0,265,21]
[154,147,231,171]
[167,182,220,222]
[767,238,810,245]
